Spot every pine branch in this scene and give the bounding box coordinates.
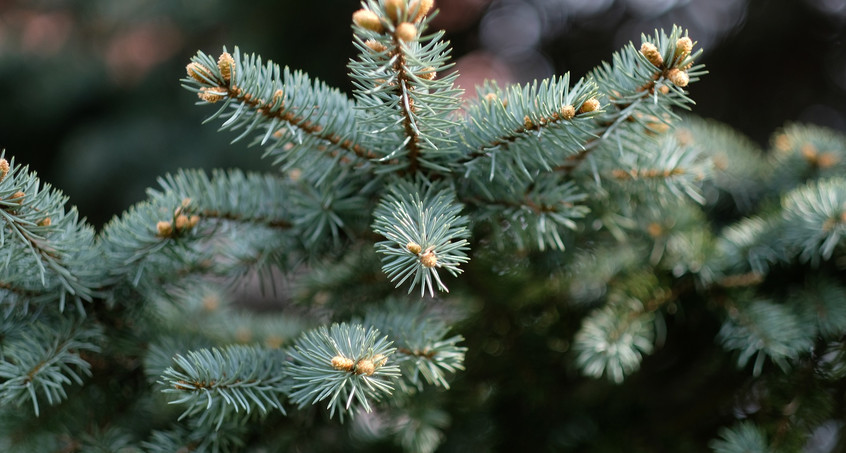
[0,318,101,416]
[183,48,376,170]
[159,345,288,430]
[285,322,400,421]
[349,0,462,174]
[0,154,100,310]
[372,179,470,296]
[363,300,465,390]
[561,26,704,175]
[458,75,600,181]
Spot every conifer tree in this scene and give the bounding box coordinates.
[2,1,846,451]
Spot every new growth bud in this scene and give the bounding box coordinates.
[0,158,8,183]
[640,42,664,68]
[355,359,376,376]
[675,36,693,60]
[666,68,689,87]
[218,52,235,83]
[560,105,576,120]
[409,0,434,22]
[353,9,383,33]
[384,0,406,23]
[420,249,437,268]
[579,98,600,114]
[331,355,355,372]
[407,241,423,254]
[186,62,214,83]
[395,22,417,42]
[198,87,228,103]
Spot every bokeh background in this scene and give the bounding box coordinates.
[1,0,844,227]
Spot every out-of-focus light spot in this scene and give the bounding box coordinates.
[480,1,542,53]
[452,51,513,100]
[430,0,492,31]
[561,0,616,17]
[805,0,846,17]
[4,9,75,56]
[104,19,182,86]
[799,104,846,132]
[625,0,679,17]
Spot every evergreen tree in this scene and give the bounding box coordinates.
[1,1,845,451]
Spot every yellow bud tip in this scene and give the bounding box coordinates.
[640,42,664,68]
[384,0,406,22]
[0,158,8,182]
[578,98,600,114]
[365,39,388,53]
[156,221,173,237]
[331,356,355,372]
[198,86,227,103]
[407,241,423,254]
[420,250,437,268]
[353,9,384,33]
[395,22,417,42]
[38,217,51,227]
[419,66,436,80]
[666,68,689,87]
[218,52,235,83]
[355,359,376,376]
[9,191,24,204]
[675,36,693,59]
[410,0,434,22]
[559,104,576,120]
[186,61,213,83]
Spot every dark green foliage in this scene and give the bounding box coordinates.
[2,1,846,452]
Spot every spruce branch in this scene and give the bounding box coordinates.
[0,154,99,310]
[573,297,655,384]
[458,76,600,181]
[372,179,470,296]
[159,345,288,430]
[363,301,465,390]
[0,318,101,416]
[350,0,462,174]
[709,421,770,453]
[285,322,400,421]
[718,299,814,376]
[780,177,846,265]
[183,48,376,170]
[561,26,703,175]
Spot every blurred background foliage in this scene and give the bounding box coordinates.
[1,0,846,451]
[1,0,845,227]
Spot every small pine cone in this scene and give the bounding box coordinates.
[331,355,355,372]
[666,68,689,87]
[0,158,8,182]
[640,42,663,68]
[407,241,422,254]
[384,0,406,23]
[156,221,173,237]
[559,104,576,120]
[409,0,434,22]
[395,22,417,42]
[353,9,383,33]
[186,61,214,83]
[218,52,235,83]
[198,87,228,103]
[578,98,600,114]
[675,36,693,60]
[420,249,437,268]
[355,359,376,376]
